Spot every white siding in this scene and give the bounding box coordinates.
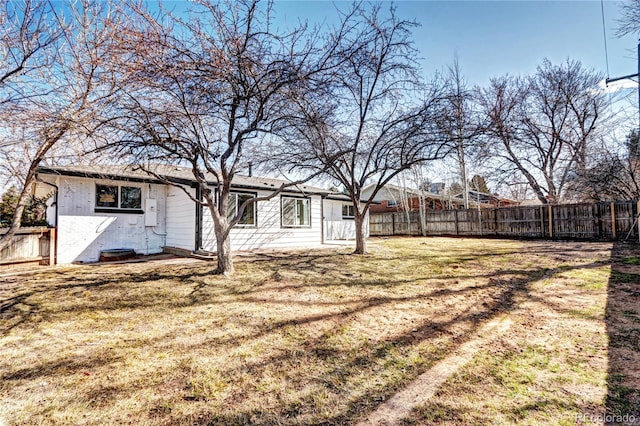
[202,190,323,251]
[165,185,196,251]
[37,173,371,262]
[43,175,167,264]
[322,199,369,240]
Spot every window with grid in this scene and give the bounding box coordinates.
[342,204,355,219]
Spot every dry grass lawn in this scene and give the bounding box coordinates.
[1,237,639,425]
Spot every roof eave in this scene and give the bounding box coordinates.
[37,166,331,195]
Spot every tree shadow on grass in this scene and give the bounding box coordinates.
[173,279,521,425]
[606,241,640,423]
[0,241,625,425]
[166,250,616,425]
[1,350,123,383]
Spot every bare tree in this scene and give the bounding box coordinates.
[575,130,640,201]
[106,0,341,275]
[617,0,640,36]
[271,4,446,254]
[0,0,123,252]
[436,57,484,209]
[397,173,413,230]
[0,0,60,103]
[0,0,60,194]
[478,59,605,204]
[404,166,431,235]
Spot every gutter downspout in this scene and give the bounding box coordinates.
[194,184,202,252]
[320,195,325,245]
[35,174,58,265]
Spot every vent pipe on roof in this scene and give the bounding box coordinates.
[248,162,253,177]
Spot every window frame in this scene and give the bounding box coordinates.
[281,196,312,228]
[226,191,257,227]
[341,203,355,219]
[95,183,143,214]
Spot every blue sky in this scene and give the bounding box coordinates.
[274,1,638,89]
[273,1,639,189]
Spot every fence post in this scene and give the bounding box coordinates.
[611,202,616,240]
[392,213,395,236]
[454,209,459,236]
[548,205,553,239]
[637,201,640,243]
[596,203,602,239]
[407,212,413,235]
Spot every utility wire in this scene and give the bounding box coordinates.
[601,0,611,80]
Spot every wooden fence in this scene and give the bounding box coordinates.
[0,227,55,268]
[370,200,640,242]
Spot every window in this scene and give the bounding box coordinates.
[121,187,142,208]
[96,184,142,213]
[227,192,256,226]
[386,200,397,207]
[282,196,310,227]
[342,204,355,219]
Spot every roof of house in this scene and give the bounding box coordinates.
[361,182,456,201]
[518,198,543,206]
[452,190,517,204]
[37,164,337,196]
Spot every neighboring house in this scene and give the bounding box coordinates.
[519,198,544,206]
[454,190,519,208]
[35,165,367,264]
[361,183,462,213]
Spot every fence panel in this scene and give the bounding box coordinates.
[393,213,415,235]
[369,213,395,236]
[424,210,457,235]
[613,201,638,240]
[552,203,596,239]
[0,227,53,266]
[456,209,478,235]
[495,206,544,237]
[369,200,640,242]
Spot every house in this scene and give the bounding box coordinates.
[361,183,463,213]
[454,190,519,208]
[35,165,367,264]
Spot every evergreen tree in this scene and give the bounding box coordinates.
[469,175,490,193]
[0,187,49,227]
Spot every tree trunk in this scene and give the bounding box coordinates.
[213,221,234,276]
[353,212,367,254]
[457,142,469,209]
[418,194,427,236]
